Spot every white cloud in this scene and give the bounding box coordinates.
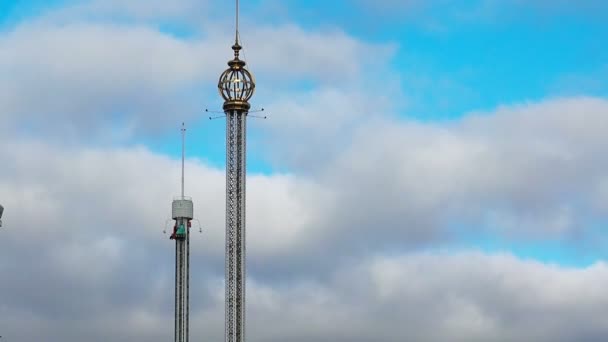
[0,22,211,138]
[8,250,608,341]
[2,96,608,340]
[0,140,327,340]
[256,96,608,249]
[243,24,396,83]
[0,141,327,258]
[0,7,395,140]
[6,96,598,267]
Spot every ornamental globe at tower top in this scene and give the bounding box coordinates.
[218,42,255,112]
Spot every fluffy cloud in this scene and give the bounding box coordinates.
[1,1,607,341]
[0,140,329,257]
[0,140,324,341]
[0,6,394,140]
[5,238,608,341]
[257,96,608,251]
[249,252,608,342]
[0,23,209,137]
[2,95,608,340]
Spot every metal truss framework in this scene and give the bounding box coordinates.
[175,220,190,342]
[225,110,247,342]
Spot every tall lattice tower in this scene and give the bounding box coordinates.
[170,123,194,342]
[218,0,255,341]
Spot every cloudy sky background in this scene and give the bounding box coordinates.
[1,0,608,341]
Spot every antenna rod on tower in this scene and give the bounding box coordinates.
[235,0,239,44]
[181,122,186,199]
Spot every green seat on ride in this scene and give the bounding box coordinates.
[176,224,186,237]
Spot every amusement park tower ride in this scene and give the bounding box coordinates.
[170,123,194,342]
[218,0,255,340]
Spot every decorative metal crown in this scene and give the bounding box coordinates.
[218,43,255,111]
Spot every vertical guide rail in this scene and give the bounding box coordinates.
[225,110,247,342]
[176,238,181,342]
[174,242,179,342]
[177,236,184,342]
[186,225,190,342]
[237,112,247,342]
[181,122,189,342]
[225,111,237,342]
[174,222,188,342]
[180,238,184,341]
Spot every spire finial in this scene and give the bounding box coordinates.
[235,0,240,45]
[219,0,255,108]
[232,0,241,59]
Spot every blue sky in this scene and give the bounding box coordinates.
[1,1,608,341]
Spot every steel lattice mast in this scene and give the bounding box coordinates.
[170,123,194,342]
[218,0,255,340]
